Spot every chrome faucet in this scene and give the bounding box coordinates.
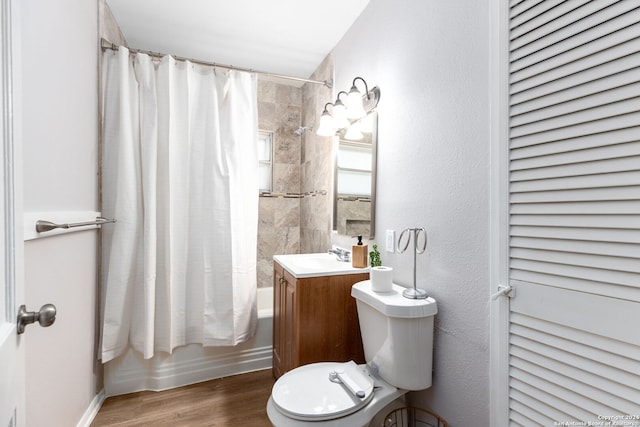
[328,248,351,262]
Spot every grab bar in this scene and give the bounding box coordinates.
[35,217,116,233]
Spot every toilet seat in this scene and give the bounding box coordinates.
[271,361,375,421]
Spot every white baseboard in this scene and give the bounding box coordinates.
[76,389,106,427]
[104,314,274,396]
[105,344,272,396]
[81,308,273,423]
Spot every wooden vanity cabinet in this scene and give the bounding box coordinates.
[272,260,369,379]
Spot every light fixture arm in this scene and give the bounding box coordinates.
[363,86,380,111]
[351,77,370,100]
[335,91,348,105]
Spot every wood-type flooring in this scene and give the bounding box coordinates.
[91,369,274,427]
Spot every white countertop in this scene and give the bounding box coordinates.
[274,253,370,279]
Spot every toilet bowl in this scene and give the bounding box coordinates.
[267,280,438,426]
[266,361,405,427]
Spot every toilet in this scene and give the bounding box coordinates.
[266,280,438,427]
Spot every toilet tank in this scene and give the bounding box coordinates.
[351,280,437,391]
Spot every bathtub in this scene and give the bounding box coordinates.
[256,286,274,318]
[104,287,274,396]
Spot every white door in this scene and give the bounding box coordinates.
[494,1,640,425]
[0,0,24,425]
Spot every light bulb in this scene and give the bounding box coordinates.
[359,114,373,133]
[346,85,366,119]
[316,111,335,137]
[332,101,350,130]
[344,122,363,140]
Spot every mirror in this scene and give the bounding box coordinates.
[333,112,378,239]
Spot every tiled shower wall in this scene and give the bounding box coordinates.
[301,54,334,254]
[256,54,334,288]
[257,80,302,288]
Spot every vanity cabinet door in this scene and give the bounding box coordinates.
[296,273,368,367]
[273,263,298,377]
[272,262,286,378]
[272,261,368,379]
[283,273,296,372]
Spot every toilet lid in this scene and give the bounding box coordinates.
[272,361,375,421]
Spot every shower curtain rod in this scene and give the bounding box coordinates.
[100,39,333,88]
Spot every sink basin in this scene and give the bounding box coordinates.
[274,253,369,278]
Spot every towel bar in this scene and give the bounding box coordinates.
[35,217,116,233]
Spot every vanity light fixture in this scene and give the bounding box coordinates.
[316,76,380,137]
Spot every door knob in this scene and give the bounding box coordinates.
[16,304,57,334]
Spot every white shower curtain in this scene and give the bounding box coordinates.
[100,47,259,363]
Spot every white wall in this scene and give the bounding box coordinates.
[21,0,99,211]
[21,0,100,426]
[334,0,491,425]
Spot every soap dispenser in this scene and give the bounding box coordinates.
[352,235,368,268]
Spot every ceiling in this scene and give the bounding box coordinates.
[106,0,370,82]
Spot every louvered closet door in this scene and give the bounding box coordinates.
[507,1,640,425]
